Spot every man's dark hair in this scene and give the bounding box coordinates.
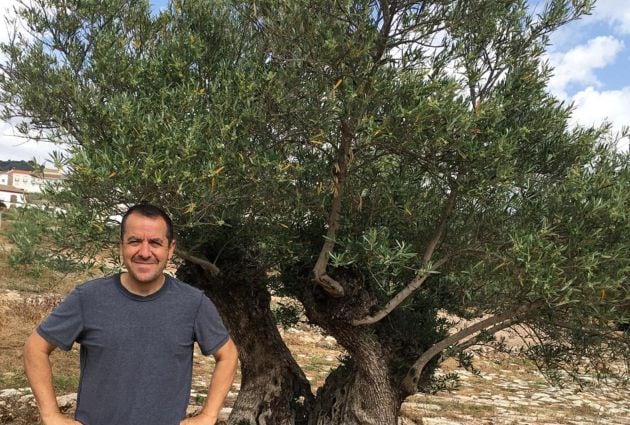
[120,203,174,243]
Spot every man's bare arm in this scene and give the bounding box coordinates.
[24,331,81,425]
[181,337,239,425]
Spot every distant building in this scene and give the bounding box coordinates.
[5,168,63,193]
[0,184,26,208]
[0,168,63,208]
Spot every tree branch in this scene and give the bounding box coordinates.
[402,304,537,394]
[372,0,393,65]
[445,317,520,358]
[311,118,354,297]
[351,255,451,326]
[422,187,457,265]
[175,248,220,276]
[352,188,458,325]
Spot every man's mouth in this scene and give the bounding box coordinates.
[133,259,158,265]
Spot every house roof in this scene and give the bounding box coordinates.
[5,168,63,179]
[0,184,25,194]
[43,169,63,179]
[7,169,32,175]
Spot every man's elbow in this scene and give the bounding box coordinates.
[24,332,39,358]
[24,331,55,362]
[225,338,239,361]
[215,337,239,365]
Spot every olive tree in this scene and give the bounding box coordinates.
[1,0,628,424]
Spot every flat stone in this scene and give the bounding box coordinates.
[0,389,21,398]
[415,402,442,411]
[423,418,462,425]
[185,405,202,417]
[219,407,232,421]
[18,394,33,404]
[398,417,419,425]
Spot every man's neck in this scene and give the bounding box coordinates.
[120,273,166,296]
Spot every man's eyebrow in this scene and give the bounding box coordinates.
[125,236,165,243]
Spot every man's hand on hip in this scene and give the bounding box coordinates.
[41,412,82,425]
[180,412,217,425]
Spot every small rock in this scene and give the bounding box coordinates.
[185,404,202,417]
[398,416,421,425]
[18,394,34,404]
[219,407,232,422]
[57,393,77,412]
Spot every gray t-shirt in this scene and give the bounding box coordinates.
[37,274,229,425]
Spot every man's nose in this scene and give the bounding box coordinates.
[138,241,151,257]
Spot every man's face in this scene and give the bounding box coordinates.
[120,213,175,287]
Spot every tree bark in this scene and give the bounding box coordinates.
[299,276,402,425]
[307,352,400,425]
[178,261,313,425]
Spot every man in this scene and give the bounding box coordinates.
[24,204,238,425]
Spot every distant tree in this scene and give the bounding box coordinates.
[0,160,35,172]
[1,1,628,424]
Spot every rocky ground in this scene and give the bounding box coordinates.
[1,289,629,424]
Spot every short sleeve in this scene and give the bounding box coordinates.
[37,288,84,351]
[194,295,229,356]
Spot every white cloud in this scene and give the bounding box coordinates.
[0,2,56,164]
[569,86,630,151]
[547,36,624,99]
[0,1,22,45]
[0,138,59,164]
[591,0,630,35]
[0,121,61,164]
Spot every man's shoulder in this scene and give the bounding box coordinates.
[165,275,204,300]
[74,274,119,295]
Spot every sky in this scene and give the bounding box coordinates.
[0,0,628,164]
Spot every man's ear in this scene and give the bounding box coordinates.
[168,239,176,259]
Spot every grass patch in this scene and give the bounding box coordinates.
[52,373,80,394]
[0,371,28,389]
[434,399,497,419]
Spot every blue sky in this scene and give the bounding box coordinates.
[1,0,628,163]
[542,0,630,147]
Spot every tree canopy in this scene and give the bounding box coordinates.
[1,0,628,423]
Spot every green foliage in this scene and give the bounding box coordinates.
[330,227,420,300]
[5,207,92,276]
[425,372,460,395]
[7,209,47,268]
[0,160,35,172]
[272,303,303,330]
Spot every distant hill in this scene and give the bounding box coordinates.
[0,160,35,172]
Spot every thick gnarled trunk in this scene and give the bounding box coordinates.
[300,281,404,425]
[179,259,416,425]
[178,262,313,425]
[308,355,400,425]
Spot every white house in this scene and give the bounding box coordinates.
[0,168,64,208]
[6,168,63,194]
[0,184,26,208]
